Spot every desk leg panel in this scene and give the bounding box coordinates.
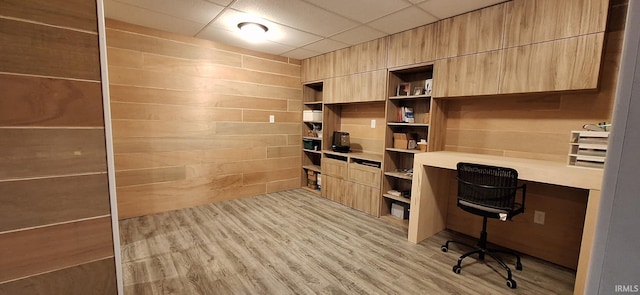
[409,165,451,243]
[574,189,601,295]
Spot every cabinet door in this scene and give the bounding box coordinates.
[322,157,348,179]
[324,70,386,103]
[348,183,380,216]
[433,50,501,98]
[387,24,437,68]
[302,53,333,82]
[499,33,605,94]
[322,175,346,203]
[504,0,608,48]
[435,3,505,60]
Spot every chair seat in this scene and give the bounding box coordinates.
[458,200,523,220]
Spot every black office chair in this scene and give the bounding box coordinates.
[441,162,526,289]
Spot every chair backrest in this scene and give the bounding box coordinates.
[456,162,519,211]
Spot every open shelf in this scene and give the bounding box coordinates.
[387,122,429,127]
[302,186,321,195]
[302,165,321,172]
[303,136,322,140]
[303,149,322,154]
[389,95,431,100]
[379,214,409,228]
[385,148,423,154]
[384,171,413,180]
[383,193,411,204]
[304,101,323,106]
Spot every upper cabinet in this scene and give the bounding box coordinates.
[433,50,502,98]
[387,24,437,68]
[324,70,386,104]
[435,3,506,60]
[504,0,609,47]
[302,39,388,83]
[500,33,605,93]
[331,39,388,77]
[301,53,333,83]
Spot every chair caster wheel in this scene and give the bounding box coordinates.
[452,265,461,274]
[441,245,448,252]
[506,278,517,289]
[516,262,523,271]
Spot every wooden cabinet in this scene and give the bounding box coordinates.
[320,152,382,216]
[504,0,609,48]
[435,3,505,60]
[499,33,605,94]
[301,53,332,82]
[433,50,501,98]
[387,24,437,68]
[331,39,388,77]
[324,69,386,103]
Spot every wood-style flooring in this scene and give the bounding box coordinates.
[120,188,576,294]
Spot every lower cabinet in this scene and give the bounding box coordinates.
[321,152,382,216]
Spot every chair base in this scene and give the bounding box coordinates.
[441,239,523,289]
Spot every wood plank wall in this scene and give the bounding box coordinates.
[0,0,117,293]
[339,102,386,154]
[443,0,628,269]
[105,20,302,219]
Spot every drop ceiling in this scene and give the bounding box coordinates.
[104,0,507,60]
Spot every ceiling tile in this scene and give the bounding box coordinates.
[367,6,438,34]
[302,38,349,53]
[418,0,506,19]
[109,0,224,24]
[407,0,426,3]
[104,0,205,35]
[203,0,233,5]
[330,26,387,45]
[231,0,358,37]
[308,0,410,23]
[202,9,323,47]
[198,26,295,55]
[282,48,321,60]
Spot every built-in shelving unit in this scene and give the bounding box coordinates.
[381,63,434,227]
[302,82,324,194]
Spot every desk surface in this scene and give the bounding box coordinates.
[413,151,604,190]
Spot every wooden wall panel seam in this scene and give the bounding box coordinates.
[501,31,608,50]
[0,16,98,35]
[0,171,107,183]
[0,255,116,285]
[0,71,102,84]
[0,214,112,235]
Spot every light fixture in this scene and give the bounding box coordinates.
[237,22,268,42]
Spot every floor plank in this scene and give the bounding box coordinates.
[120,188,575,294]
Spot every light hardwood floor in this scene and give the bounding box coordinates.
[120,188,575,294]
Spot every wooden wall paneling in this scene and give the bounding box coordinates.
[504,0,609,47]
[0,74,104,127]
[0,0,98,32]
[0,217,114,282]
[106,29,242,67]
[0,174,110,232]
[0,129,108,180]
[0,258,116,295]
[0,18,100,81]
[432,50,502,97]
[387,24,437,68]
[108,22,302,218]
[339,102,386,154]
[435,3,505,59]
[500,33,605,94]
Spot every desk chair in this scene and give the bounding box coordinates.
[441,162,526,289]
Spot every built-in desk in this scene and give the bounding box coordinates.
[409,151,604,295]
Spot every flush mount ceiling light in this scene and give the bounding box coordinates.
[237,22,268,42]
